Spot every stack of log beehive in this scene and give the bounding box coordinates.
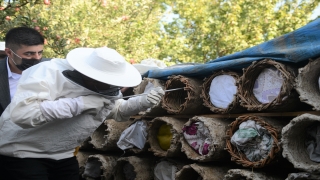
[77,58,320,180]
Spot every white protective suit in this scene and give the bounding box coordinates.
[0,58,151,160]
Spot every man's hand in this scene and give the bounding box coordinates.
[145,87,165,106]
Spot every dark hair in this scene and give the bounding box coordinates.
[5,27,44,51]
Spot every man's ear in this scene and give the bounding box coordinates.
[4,48,12,56]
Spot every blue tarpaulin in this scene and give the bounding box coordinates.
[144,18,320,80]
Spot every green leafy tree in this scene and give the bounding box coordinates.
[0,0,166,63]
[158,0,320,63]
[1,0,319,64]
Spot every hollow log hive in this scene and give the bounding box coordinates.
[77,58,320,180]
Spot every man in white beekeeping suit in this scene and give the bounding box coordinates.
[0,46,164,179]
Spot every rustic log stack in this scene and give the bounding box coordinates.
[77,58,320,179]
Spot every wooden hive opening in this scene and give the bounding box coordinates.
[162,75,209,114]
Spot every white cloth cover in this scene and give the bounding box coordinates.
[306,124,320,162]
[182,121,212,155]
[209,75,237,109]
[133,58,167,75]
[231,120,273,161]
[0,59,134,160]
[117,121,147,150]
[253,67,283,104]
[154,161,177,180]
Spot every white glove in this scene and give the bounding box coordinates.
[141,86,165,107]
[114,87,165,120]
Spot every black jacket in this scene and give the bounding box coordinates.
[0,58,10,116]
[0,57,51,116]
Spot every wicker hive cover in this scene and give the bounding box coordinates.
[225,115,288,168]
[162,75,210,114]
[281,113,320,174]
[113,156,155,180]
[83,154,118,179]
[180,116,232,162]
[224,169,283,180]
[295,57,320,111]
[238,59,301,112]
[148,117,188,158]
[133,77,168,116]
[201,70,246,114]
[175,163,229,180]
[90,119,133,151]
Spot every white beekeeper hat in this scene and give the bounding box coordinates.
[66,47,142,87]
[133,58,167,75]
[0,42,5,51]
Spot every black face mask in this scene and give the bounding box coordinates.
[10,49,41,71]
[15,58,41,71]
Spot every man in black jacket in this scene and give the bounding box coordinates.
[0,27,45,116]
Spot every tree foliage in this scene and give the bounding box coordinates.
[159,0,320,63]
[0,0,319,64]
[0,0,166,63]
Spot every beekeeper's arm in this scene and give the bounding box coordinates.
[6,59,116,129]
[9,94,114,129]
[9,87,163,128]
[109,87,164,122]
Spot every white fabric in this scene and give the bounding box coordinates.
[305,124,320,162]
[253,67,283,104]
[0,58,136,160]
[183,121,212,155]
[209,75,237,109]
[117,121,147,150]
[231,120,273,161]
[141,58,167,68]
[39,97,82,122]
[80,95,114,116]
[133,58,167,75]
[7,58,21,100]
[0,41,4,50]
[66,47,141,87]
[144,81,154,93]
[154,161,177,180]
